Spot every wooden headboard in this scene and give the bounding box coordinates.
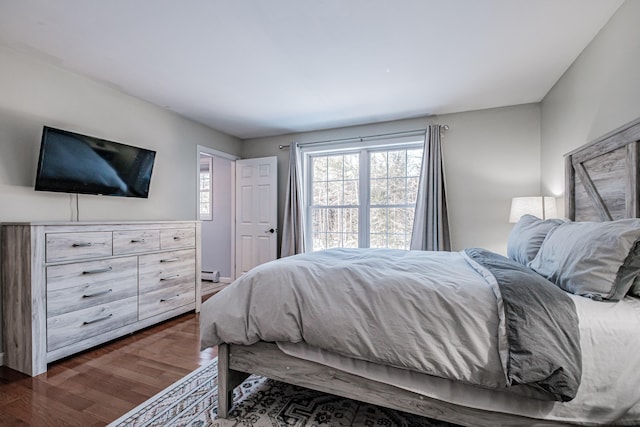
[565,118,640,221]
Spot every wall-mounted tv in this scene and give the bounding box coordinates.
[35,126,156,198]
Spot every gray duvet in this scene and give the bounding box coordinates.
[200,248,581,401]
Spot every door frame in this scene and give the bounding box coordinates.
[196,145,240,282]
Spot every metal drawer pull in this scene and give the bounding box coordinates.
[160,294,180,302]
[83,313,113,325]
[72,242,93,248]
[82,266,113,275]
[82,288,113,298]
[160,257,179,263]
[160,274,180,281]
[173,236,181,240]
[130,239,146,243]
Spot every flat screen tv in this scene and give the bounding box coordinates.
[35,126,156,198]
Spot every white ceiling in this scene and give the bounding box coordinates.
[0,0,624,139]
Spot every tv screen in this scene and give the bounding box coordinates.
[35,126,156,198]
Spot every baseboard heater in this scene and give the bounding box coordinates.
[202,270,220,282]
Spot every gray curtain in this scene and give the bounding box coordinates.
[281,142,306,256]
[410,125,451,251]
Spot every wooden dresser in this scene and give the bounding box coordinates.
[1,221,201,376]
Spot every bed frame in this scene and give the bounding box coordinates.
[217,117,640,427]
[218,342,565,426]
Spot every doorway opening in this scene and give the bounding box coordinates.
[197,146,238,296]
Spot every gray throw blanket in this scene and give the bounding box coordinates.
[465,248,582,401]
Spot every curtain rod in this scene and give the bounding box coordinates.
[278,125,449,150]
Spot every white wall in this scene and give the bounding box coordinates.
[0,46,242,357]
[242,103,541,255]
[540,0,640,211]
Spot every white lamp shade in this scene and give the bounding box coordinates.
[509,196,557,223]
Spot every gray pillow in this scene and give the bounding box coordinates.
[528,219,640,301]
[507,214,564,266]
[629,278,640,298]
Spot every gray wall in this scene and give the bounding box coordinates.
[439,104,541,253]
[540,0,640,214]
[0,46,242,357]
[242,103,541,255]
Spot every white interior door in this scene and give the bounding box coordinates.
[235,156,278,277]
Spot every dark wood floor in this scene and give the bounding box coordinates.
[0,309,217,426]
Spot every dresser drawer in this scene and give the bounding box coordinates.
[113,230,160,255]
[138,281,195,320]
[47,296,138,352]
[139,249,195,294]
[46,257,138,317]
[160,227,196,250]
[46,232,112,262]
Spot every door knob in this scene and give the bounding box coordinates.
[265,228,276,234]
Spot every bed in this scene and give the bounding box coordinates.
[200,118,640,427]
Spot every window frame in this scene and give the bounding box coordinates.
[302,137,424,251]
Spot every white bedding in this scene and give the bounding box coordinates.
[278,294,640,426]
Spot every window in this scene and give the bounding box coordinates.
[310,153,360,250]
[306,141,423,251]
[199,157,213,220]
[369,148,422,249]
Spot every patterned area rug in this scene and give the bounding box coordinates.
[108,358,458,427]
